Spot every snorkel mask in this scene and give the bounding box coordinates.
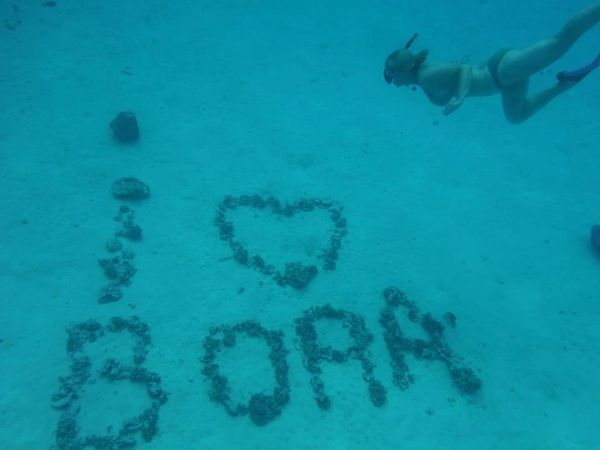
[384,33,419,84]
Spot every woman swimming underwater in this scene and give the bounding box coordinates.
[383,2,600,124]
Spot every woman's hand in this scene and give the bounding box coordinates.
[442,98,463,115]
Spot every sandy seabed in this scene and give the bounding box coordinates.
[1,1,599,449]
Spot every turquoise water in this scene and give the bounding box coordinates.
[1,1,599,449]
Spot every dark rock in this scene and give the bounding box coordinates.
[98,257,137,285]
[105,238,122,253]
[443,312,457,328]
[591,225,600,256]
[51,384,74,410]
[116,222,143,241]
[450,366,482,394]
[248,393,281,426]
[368,379,387,407]
[121,248,135,260]
[55,414,78,448]
[421,313,444,339]
[282,262,318,290]
[231,241,249,265]
[110,111,139,142]
[112,177,150,200]
[98,283,122,303]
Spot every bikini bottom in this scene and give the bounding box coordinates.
[487,48,513,89]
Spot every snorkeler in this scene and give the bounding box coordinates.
[383,2,600,124]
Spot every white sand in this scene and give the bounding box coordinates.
[1,1,599,449]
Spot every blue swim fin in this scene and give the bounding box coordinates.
[556,52,600,83]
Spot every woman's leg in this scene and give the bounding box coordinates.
[497,2,600,86]
[501,79,576,124]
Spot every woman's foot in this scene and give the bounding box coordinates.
[556,52,600,83]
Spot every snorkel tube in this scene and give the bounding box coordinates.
[404,32,418,50]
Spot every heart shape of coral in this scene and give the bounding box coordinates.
[214,194,347,289]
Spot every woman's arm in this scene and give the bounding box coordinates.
[442,64,473,115]
[455,64,473,102]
